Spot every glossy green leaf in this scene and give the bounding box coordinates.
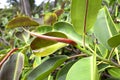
[71,0,101,34]
[6,16,39,28]
[0,53,24,80]
[108,67,120,78]
[56,61,75,80]
[53,22,83,45]
[30,32,68,57]
[27,55,68,80]
[94,7,118,50]
[66,56,99,80]
[108,33,120,48]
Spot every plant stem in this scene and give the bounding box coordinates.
[76,45,92,55]
[97,55,120,68]
[115,49,120,65]
[83,0,89,47]
[83,34,86,47]
[108,48,115,60]
[68,54,87,59]
[0,48,18,67]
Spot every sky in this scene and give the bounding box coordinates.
[0,0,54,8]
[0,0,9,8]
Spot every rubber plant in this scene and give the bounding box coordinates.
[1,0,120,80]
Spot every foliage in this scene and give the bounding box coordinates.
[0,0,120,80]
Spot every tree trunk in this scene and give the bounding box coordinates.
[20,0,31,16]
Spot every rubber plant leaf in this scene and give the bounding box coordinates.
[27,55,68,80]
[6,16,39,28]
[94,7,118,50]
[71,0,101,34]
[66,55,99,80]
[0,53,24,80]
[30,32,69,57]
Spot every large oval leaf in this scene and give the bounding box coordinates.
[108,33,120,48]
[66,56,99,80]
[0,53,24,80]
[27,55,68,80]
[6,16,39,28]
[71,0,101,34]
[94,7,118,50]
